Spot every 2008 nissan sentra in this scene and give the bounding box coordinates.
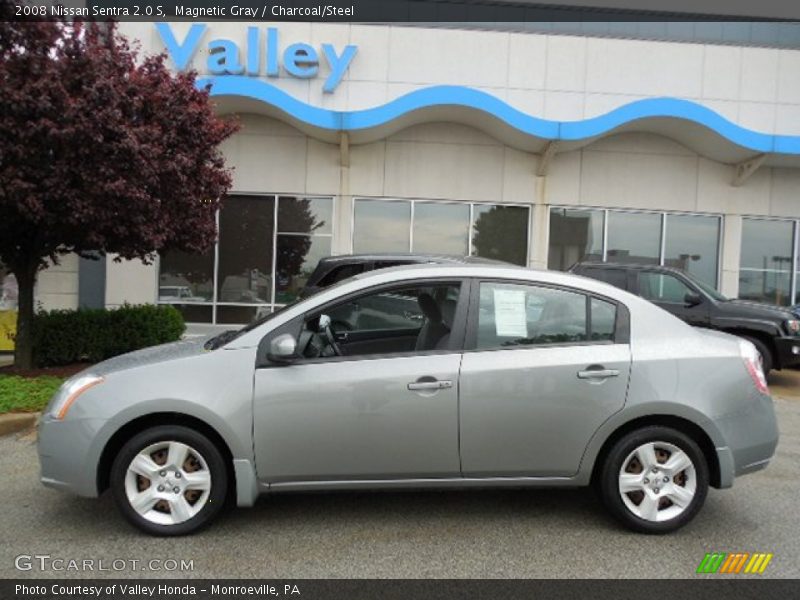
[38,264,778,535]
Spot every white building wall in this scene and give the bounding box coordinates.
[35,254,79,311]
[105,256,158,309]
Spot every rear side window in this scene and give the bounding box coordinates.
[590,298,617,342]
[475,282,618,350]
[581,267,628,291]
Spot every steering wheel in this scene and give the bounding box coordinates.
[318,314,343,356]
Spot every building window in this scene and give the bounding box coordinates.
[663,214,720,288]
[158,194,333,324]
[548,207,721,288]
[353,198,530,266]
[471,204,530,265]
[413,202,470,255]
[276,196,334,304]
[352,199,410,253]
[217,195,274,306]
[547,208,603,271]
[606,211,661,265]
[739,218,794,306]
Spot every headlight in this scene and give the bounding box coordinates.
[786,319,800,335]
[46,375,104,420]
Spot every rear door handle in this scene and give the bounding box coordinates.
[407,380,453,391]
[577,369,620,380]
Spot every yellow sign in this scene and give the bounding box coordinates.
[0,310,16,351]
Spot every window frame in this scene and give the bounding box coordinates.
[463,278,630,353]
[258,277,473,367]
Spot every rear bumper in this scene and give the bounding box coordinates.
[774,336,800,369]
[712,393,779,488]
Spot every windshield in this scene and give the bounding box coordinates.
[686,272,728,302]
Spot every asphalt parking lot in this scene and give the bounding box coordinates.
[1,388,798,579]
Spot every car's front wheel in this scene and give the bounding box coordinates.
[599,426,709,534]
[110,425,228,536]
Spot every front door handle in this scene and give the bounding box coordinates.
[407,380,453,391]
[577,368,620,380]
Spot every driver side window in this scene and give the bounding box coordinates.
[638,272,693,304]
[299,282,462,360]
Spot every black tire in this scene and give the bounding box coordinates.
[110,425,228,536]
[741,335,773,375]
[599,426,709,534]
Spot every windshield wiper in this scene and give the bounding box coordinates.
[204,330,240,351]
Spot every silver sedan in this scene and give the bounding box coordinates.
[38,264,778,535]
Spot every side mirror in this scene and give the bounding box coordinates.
[309,313,331,333]
[267,333,298,364]
[684,292,702,307]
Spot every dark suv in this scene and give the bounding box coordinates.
[302,253,498,298]
[570,262,800,374]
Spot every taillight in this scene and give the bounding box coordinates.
[740,340,769,394]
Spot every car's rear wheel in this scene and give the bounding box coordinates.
[110,425,228,536]
[741,335,773,375]
[599,426,708,534]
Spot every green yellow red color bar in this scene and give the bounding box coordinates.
[696,552,773,574]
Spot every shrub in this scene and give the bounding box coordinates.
[32,304,185,367]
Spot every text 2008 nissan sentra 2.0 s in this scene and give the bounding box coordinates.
[38,264,778,536]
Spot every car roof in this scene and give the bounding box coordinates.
[316,253,501,265]
[349,261,526,282]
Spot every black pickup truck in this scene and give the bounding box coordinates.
[570,261,800,374]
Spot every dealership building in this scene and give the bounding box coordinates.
[21,17,800,331]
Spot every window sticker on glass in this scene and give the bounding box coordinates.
[493,288,528,337]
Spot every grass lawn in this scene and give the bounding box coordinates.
[0,375,64,414]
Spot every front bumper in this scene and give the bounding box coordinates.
[774,336,800,369]
[38,415,108,498]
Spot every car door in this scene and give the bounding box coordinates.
[459,279,632,477]
[252,278,468,484]
[635,270,711,327]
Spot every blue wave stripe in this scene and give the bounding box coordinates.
[197,76,800,155]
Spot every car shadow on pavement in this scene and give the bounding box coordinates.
[218,487,613,533]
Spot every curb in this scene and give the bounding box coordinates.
[0,412,39,437]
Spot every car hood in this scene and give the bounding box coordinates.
[717,299,794,322]
[87,336,215,377]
